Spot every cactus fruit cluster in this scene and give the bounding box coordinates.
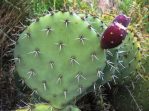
[14,11,149,111]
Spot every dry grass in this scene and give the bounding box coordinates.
[0,0,30,110]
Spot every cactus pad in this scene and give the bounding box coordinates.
[16,103,51,111]
[14,11,106,109]
[101,32,142,84]
[16,104,81,111]
[115,33,141,80]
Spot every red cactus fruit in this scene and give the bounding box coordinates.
[101,22,127,49]
[113,14,131,27]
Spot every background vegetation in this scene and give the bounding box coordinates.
[0,0,148,110]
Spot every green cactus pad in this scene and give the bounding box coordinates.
[103,33,142,83]
[16,103,51,111]
[16,104,80,111]
[14,11,106,109]
[92,32,142,87]
[115,33,141,79]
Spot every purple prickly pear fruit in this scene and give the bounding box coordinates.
[101,22,127,49]
[113,14,131,27]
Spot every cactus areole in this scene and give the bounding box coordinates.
[14,12,106,109]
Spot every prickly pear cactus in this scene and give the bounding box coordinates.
[91,33,141,88]
[78,13,141,85]
[14,11,106,109]
[113,33,141,80]
[16,104,81,111]
[84,14,141,84]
